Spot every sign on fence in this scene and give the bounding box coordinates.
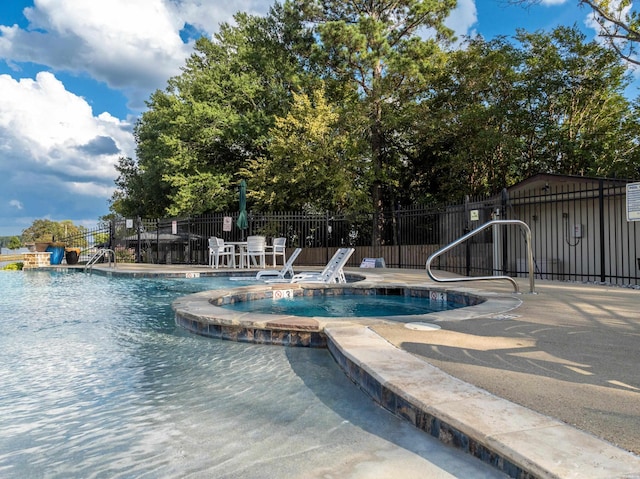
[627,183,640,222]
[360,257,386,268]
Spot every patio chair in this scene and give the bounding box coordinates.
[257,248,302,281]
[265,237,287,267]
[289,248,355,284]
[243,235,266,268]
[208,237,235,268]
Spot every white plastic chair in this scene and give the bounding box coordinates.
[208,237,235,268]
[266,237,287,267]
[257,247,302,281]
[290,248,354,284]
[243,235,266,268]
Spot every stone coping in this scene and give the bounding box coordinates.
[171,282,517,345]
[326,326,640,479]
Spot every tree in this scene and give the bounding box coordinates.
[414,35,524,200]
[510,0,640,65]
[515,27,637,177]
[299,0,456,243]
[21,219,87,244]
[416,27,640,201]
[243,87,368,211]
[7,236,21,249]
[113,4,314,218]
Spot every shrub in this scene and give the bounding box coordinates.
[114,245,136,263]
[2,262,24,271]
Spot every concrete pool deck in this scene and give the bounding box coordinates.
[86,263,640,478]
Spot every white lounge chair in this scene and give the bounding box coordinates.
[257,247,302,281]
[289,248,355,284]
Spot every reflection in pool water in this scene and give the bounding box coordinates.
[0,270,504,478]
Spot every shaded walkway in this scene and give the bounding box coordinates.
[370,274,640,456]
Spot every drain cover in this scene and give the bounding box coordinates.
[405,322,441,331]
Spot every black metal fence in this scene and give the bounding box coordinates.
[60,178,640,286]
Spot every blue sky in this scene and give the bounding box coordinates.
[0,0,632,237]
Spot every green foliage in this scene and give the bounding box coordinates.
[2,262,23,271]
[7,237,21,249]
[21,219,87,245]
[302,0,456,239]
[93,232,110,246]
[416,27,640,200]
[114,246,136,263]
[244,87,368,211]
[112,2,640,221]
[3,237,22,249]
[113,3,315,218]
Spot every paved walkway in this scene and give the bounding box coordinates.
[90,263,640,478]
[369,271,640,457]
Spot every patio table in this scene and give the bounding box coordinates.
[225,241,247,268]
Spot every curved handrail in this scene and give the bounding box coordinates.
[84,248,116,273]
[426,219,535,294]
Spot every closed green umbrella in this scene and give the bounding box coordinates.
[237,180,248,238]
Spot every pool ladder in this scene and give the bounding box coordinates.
[426,219,535,294]
[84,248,116,274]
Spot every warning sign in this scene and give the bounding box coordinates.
[627,183,640,221]
[273,289,293,300]
[429,291,447,302]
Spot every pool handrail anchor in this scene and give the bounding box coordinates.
[84,248,117,274]
[426,219,536,294]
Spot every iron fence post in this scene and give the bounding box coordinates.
[599,179,606,282]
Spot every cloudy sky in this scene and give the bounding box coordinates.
[0,0,627,236]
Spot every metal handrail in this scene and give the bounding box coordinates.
[426,219,535,294]
[84,248,116,273]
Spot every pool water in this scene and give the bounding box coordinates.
[0,270,505,479]
[224,294,461,317]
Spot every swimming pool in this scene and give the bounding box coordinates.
[222,294,464,317]
[0,270,504,478]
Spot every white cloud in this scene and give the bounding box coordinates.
[540,0,569,5]
[0,71,133,218]
[0,0,189,107]
[0,72,134,179]
[0,0,273,108]
[168,0,272,33]
[584,0,633,39]
[66,181,115,198]
[0,0,273,234]
[446,0,478,40]
[584,0,640,72]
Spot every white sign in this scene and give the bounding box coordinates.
[470,209,479,221]
[429,291,447,302]
[273,289,293,300]
[627,182,640,221]
[360,258,376,268]
[171,220,177,235]
[126,219,133,228]
[223,216,233,232]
